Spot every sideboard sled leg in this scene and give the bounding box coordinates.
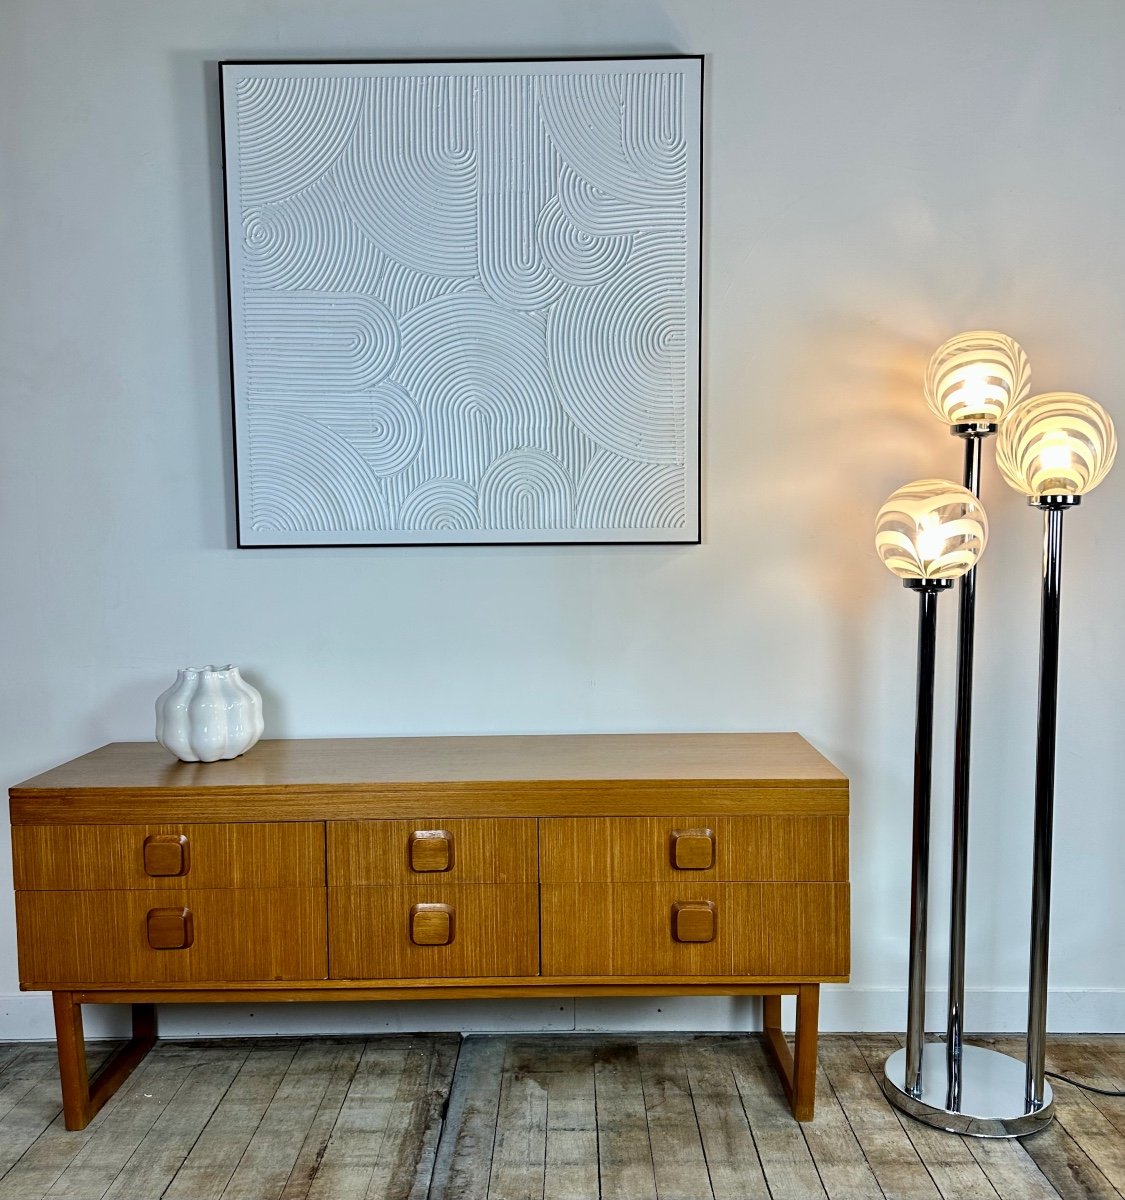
[762,983,820,1121]
[52,992,157,1130]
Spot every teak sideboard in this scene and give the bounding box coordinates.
[8,732,850,1129]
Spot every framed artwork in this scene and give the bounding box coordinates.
[220,56,703,546]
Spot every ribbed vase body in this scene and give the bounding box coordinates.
[155,665,264,762]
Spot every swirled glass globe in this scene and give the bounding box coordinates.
[923,331,1031,426]
[874,479,989,582]
[996,392,1117,499]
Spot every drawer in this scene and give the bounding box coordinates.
[11,823,325,891]
[329,883,538,979]
[540,883,849,978]
[328,819,536,885]
[539,816,848,883]
[15,887,327,985]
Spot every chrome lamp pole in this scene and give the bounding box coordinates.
[873,479,988,1105]
[946,423,991,1105]
[994,393,1118,1114]
[902,571,950,1097]
[923,333,1030,1117]
[1024,493,1071,1109]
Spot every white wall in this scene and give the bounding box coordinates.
[2,0,1123,1040]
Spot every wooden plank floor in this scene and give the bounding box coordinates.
[0,1033,1121,1199]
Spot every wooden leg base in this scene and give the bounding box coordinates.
[762,983,820,1121]
[52,991,157,1131]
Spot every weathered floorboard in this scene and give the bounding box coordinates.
[42,1042,209,1200]
[101,1044,252,1200]
[853,1035,999,1200]
[427,1036,506,1200]
[728,1038,827,1200]
[797,1058,883,1200]
[818,1036,942,1200]
[684,1040,770,1200]
[163,1039,301,1200]
[541,1041,599,1200]
[219,1038,354,1200]
[590,1041,659,1200]
[277,1042,364,1200]
[636,1040,713,1200]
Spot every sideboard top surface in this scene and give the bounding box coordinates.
[10,733,848,823]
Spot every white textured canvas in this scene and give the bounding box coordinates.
[221,58,702,545]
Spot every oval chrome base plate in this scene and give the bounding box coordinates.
[882,1044,1054,1138]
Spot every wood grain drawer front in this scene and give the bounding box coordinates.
[539,816,848,883]
[328,819,537,885]
[11,823,325,891]
[540,883,849,978]
[329,884,538,979]
[15,887,327,986]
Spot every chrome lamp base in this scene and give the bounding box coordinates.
[882,1044,1053,1138]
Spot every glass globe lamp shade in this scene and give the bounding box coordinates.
[923,331,1031,426]
[874,479,989,582]
[996,392,1117,499]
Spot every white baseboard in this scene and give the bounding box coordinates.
[819,986,1125,1033]
[2,987,1122,1041]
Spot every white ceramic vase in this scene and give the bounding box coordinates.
[155,665,264,762]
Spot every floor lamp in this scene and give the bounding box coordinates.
[884,333,1045,1136]
[874,480,989,1123]
[881,381,1117,1137]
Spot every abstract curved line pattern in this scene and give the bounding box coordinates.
[351,383,424,477]
[622,72,687,190]
[247,407,391,532]
[546,233,687,464]
[397,292,560,481]
[536,197,633,287]
[245,292,399,393]
[224,59,700,543]
[376,259,476,320]
[242,178,382,294]
[538,73,685,207]
[477,75,567,311]
[236,76,364,205]
[577,452,686,529]
[334,75,478,278]
[278,385,424,478]
[479,450,575,530]
[400,479,480,531]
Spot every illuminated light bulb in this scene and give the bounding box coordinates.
[924,331,1031,426]
[874,479,988,583]
[915,514,948,564]
[1037,432,1073,475]
[996,392,1117,499]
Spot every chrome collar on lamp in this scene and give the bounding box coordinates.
[997,391,1117,507]
[924,331,1031,433]
[874,479,989,589]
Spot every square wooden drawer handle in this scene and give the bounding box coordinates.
[410,903,455,946]
[143,834,189,877]
[670,828,715,871]
[147,907,194,950]
[671,901,716,943]
[408,830,454,873]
